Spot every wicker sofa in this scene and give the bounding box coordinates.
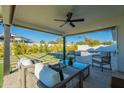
[19,63,83,88]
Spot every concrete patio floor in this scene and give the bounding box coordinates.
[84,66,112,88]
[2,53,118,88]
[3,66,114,88]
[3,71,21,88]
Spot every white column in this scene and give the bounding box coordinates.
[117,21,124,72]
[4,24,11,76]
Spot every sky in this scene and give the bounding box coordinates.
[67,29,113,43]
[0,25,113,43]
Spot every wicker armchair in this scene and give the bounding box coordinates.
[19,64,83,88]
[92,51,111,71]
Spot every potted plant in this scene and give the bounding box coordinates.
[68,55,74,65]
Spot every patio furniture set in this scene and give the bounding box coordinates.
[18,51,111,88]
[18,57,90,88]
[67,50,112,72]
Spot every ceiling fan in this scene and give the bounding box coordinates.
[54,12,84,28]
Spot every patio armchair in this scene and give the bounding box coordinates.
[19,63,83,88]
[92,51,111,71]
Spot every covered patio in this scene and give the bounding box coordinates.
[0,5,124,88]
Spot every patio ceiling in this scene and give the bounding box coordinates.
[1,5,124,36]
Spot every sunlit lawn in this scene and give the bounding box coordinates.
[10,53,60,71]
[0,62,3,88]
[24,53,60,64]
[0,53,60,87]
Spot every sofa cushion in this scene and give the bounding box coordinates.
[16,57,33,68]
[35,63,44,79]
[35,63,61,87]
[21,58,33,66]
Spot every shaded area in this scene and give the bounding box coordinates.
[3,66,114,88]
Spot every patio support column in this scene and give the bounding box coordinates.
[63,36,66,63]
[4,24,11,76]
[117,21,124,72]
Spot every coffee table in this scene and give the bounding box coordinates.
[50,60,90,80]
[49,63,83,87]
[60,60,90,80]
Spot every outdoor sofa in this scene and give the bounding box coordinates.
[18,58,83,88]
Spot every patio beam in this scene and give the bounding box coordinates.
[4,24,11,76]
[63,36,66,62]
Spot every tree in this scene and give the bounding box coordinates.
[102,41,112,45]
[83,38,101,47]
[66,44,77,52]
[31,43,39,53]
[48,46,54,52]
[20,42,28,54]
[76,41,84,45]
[92,40,101,46]
[40,40,45,44]
[39,42,44,52]
[48,41,57,44]
[26,45,32,54]
[12,41,21,55]
[78,35,83,41]
[56,37,63,44]
[43,43,48,53]
[57,44,63,51]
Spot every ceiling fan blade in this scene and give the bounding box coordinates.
[70,22,75,27]
[60,22,67,27]
[66,12,73,21]
[54,19,66,22]
[70,18,84,22]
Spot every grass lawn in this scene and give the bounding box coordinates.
[0,53,59,88]
[0,63,3,88]
[24,53,60,64]
[0,53,60,87]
